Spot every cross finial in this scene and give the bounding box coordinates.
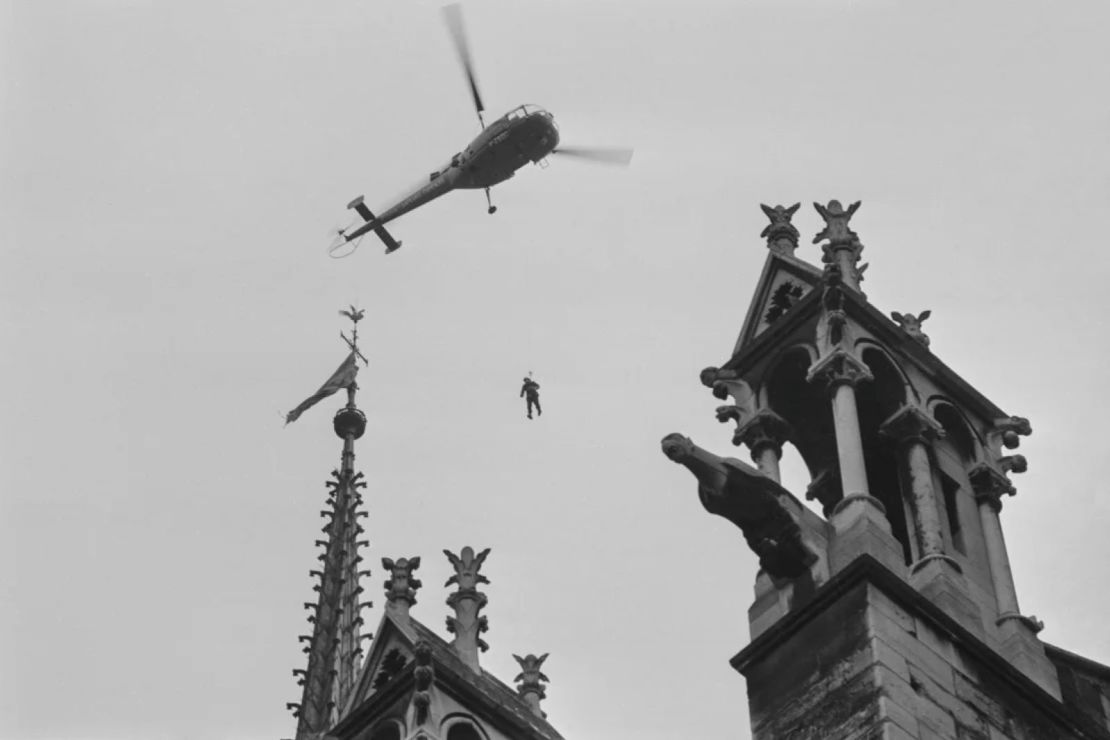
[338,306,369,367]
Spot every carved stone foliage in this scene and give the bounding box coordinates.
[878,404,944,445]
[806,350,873,391]
[372,649,408,689]
[412,641,434,726]
[383,557,422,606]
[733,410,792,455]
[759,202,801,255]
[661,433,814,579]
[513,653,550,696]
[444,547,491,656]
[764,281,806,325]
[891,311,932,348]
[443,546,491,592]
[968,463,1016,510]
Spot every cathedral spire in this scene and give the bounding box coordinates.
[289,309,371,740]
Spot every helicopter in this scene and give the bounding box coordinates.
[329,4,633,257]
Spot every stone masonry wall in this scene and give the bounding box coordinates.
[739,574,1109,739]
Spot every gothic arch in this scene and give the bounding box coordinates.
[857,341,918,408]
[928,398,985,463]
[756,342,819,409]
[368,719,403,740]
[441,714,489,740]
[763,346,836,479]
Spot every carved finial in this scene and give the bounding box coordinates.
[813,200,861,248]
[382,556,422,622]
[890,310,931,348]
[444,547,491,672]
[813,200,864,290]
[443,546,491,590]
[513,653,550,718]
[759,203,801,256]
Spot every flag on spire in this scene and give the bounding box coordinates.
[286,352,359,425]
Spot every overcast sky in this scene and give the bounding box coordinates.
[3,1,1110,739]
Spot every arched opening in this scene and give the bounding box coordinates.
[369,722,402,740]
[765,348,838,516]
[859,348,914,564]
[933,403,978,556]
[446,723,484,740]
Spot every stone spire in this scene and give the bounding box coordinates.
[513,653,550,718]
[289,310,371,740]
[443,546,491,672]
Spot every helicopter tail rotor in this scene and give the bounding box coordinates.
[443,3,486,129]
[551,146,634,166]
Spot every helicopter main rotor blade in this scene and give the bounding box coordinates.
[442,3,486,129]
[551,146,635,166]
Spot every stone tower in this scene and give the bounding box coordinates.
[285,314,565,740]
[662,203,1110,739]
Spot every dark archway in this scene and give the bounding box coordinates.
[859,348,913,564]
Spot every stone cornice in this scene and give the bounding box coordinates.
[730,555,1110,740]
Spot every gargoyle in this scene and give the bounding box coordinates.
[891,310,931,348]
[993,416,1032,449]
[660,433,814,579]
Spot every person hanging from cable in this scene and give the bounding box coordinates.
[520,374,542,419]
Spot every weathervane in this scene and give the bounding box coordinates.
[339,305,370,367]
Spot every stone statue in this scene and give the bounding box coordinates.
[890,311,931,347]
[661,433,814,579]
[812,200,861,246]
[759,202,801,254]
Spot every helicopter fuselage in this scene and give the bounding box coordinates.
[367,105,559,228]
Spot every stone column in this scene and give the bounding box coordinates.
[968,466,1020,617]
[807,352,874,506]
[879,404,958,572]
[444,546,491,672]
[735,410,791,484]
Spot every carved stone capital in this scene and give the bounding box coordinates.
[734,410,792,457]
[879,404,945,447]
[968,463,1015,511]
[661,433,815,579]
[759,202,801,256]
[806,350,873,390]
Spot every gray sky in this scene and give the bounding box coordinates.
[3,1,1109,739]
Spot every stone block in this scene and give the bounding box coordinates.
[829,510,907,576]
[911,558,985,640]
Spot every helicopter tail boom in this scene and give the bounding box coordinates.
[346,196,403,254]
